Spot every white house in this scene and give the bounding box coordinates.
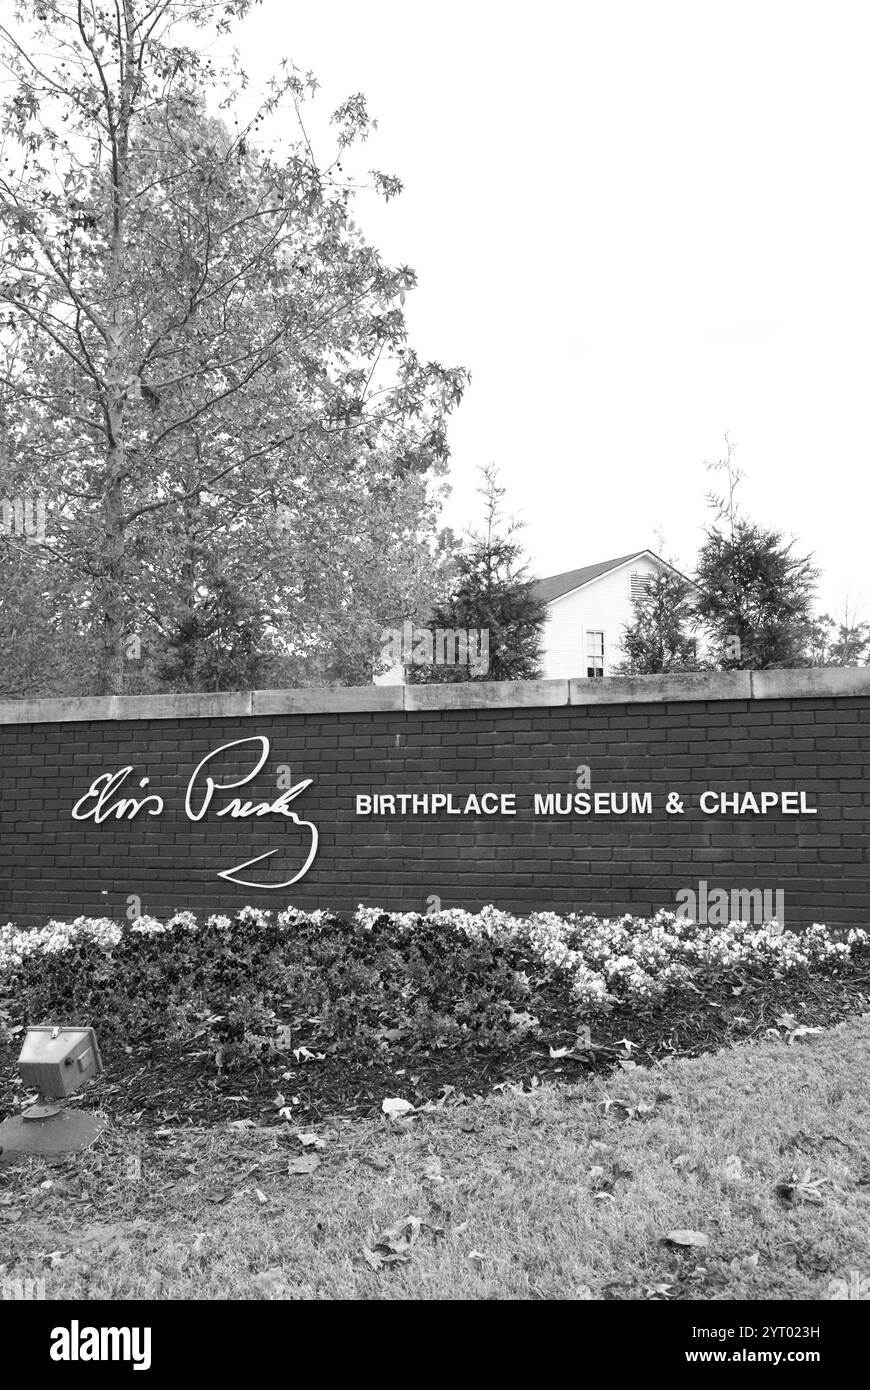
[533,549,693,679]
[374,548,694,684]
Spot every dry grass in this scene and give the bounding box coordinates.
[2,1017,869,1300]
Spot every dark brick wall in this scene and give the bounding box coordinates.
[1,694,867,929]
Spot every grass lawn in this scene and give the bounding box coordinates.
[2,1015,869,1300]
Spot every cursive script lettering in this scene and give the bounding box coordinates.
[72,769,165,823]
[70,737,318,888]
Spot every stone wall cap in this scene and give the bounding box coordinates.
[0,667,868,724]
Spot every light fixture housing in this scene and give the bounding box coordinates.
[18,1025,103,1104]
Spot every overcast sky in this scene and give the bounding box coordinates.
[237,0,870,617]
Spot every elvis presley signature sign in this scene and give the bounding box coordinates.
[71,736,318,889]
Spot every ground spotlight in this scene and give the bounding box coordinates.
[0,1025,106,1156]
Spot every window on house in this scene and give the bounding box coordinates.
[630,572,652,601]
[586,630,605,678]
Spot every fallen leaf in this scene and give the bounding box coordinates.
[422,1155,444,1183]
[205,1187,233,1205]
[508,1010,539,1033]
[664,1229,709,1248]
[730,1250,759,1273]
[381,1097,415,1117]
[786,1026,823,1045]
[287,1154,320,1176]
[360,1156,390,1172]
[228,1119,257,1132]
[364,1213,426,1268]
[775,1167,827,1206]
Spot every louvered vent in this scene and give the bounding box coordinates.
[630,572,652,600]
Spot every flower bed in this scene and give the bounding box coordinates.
[1,905,866,1067]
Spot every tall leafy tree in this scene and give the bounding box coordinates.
[407,465,547,683]
[695,439,817,669]
[615,570,700,674]
[0,1,466,695]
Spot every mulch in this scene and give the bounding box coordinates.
[2,962,868,1129]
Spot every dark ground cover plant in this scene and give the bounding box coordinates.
[1,908,869,1127]
[0,911,552,1061]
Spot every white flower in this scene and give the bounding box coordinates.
[0,901,861,1017]
[236,906,273,929]
[129,915,167,935]
[167,911,198,932]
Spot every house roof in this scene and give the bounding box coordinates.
[533,550,696,606]
[533,552,648,605]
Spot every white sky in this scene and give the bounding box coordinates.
[236,0,870,617]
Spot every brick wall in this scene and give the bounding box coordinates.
[0,671,867,930]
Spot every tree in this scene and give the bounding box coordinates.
[695,438,818,669]
[407,464,547,683]
[696,523,818,669]
[805,605,870,667]
[0,542,97,696]
[615,570,700,674]
[156,572,268,693]
[0,1,467,695]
